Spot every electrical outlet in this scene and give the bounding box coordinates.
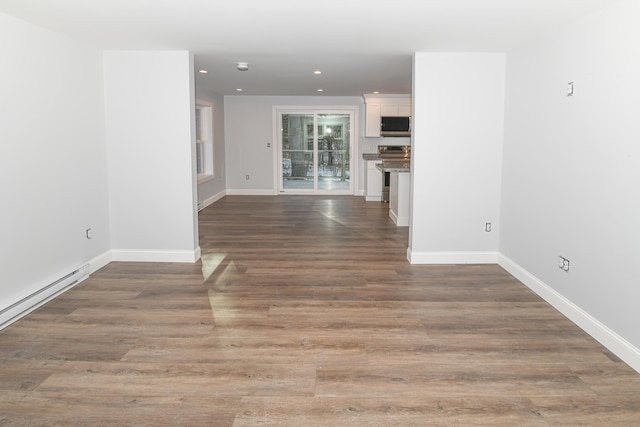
[86,228,92,239]
[485,222,492,232]
[558,255,570,272]
[245,174,250,180]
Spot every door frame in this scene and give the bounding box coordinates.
[272,106,359,195]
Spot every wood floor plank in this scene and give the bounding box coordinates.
[315,361,593,399]
[234,396,546,427]
[0,392,239,427]
[0,195,639,425]
[36,361,316,398]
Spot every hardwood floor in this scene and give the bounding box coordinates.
[1,195,640,426]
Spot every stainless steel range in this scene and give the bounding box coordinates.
[378,145,411,202]
[378,145,411,161]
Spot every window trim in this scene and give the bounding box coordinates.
[195,99,214,181]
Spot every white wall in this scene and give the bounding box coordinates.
[500,0,640,366]
[224,96,365,194]
[103,51,199,262]
[0,13,111,308]
[409,53,506,263]
[195,87,226,207]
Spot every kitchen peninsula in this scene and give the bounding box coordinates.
[362,145,411,226]
[375,161,410,226]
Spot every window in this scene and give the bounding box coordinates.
[195,100,214,181]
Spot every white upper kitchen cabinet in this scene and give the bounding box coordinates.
[363,94,411,137]
[365,102,382,138]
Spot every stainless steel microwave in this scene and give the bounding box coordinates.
[380,116,411,137]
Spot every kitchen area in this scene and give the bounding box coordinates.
[361,94,411,227]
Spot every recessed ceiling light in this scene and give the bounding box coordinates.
[313,70,322,75]
[236,88,243,92]
[317,89,323,92]
[373,91,380,94]
[236,62,249,71]
[198,69,208,74]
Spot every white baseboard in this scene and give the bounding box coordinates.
[226,189,365,197]
[389,209,399,224]
[88,250,112,273]
[225,189,277,196]
[389,210,408,226]
[111,247,201,263]
[198,190,226,211]
[498,254,640,374]
[408,250,499,264]
[407,250,640,372]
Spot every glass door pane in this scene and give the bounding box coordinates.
[282,114,314,190]
[317,114,350,191]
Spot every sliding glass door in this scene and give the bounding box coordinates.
[279,109,353,194]
[281,113,315,191]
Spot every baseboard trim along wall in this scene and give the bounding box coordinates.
[498,254,640,374]
[408,250,500,264]
[198,190,226,211]
[408,250,640,373]
[225,189,278,196]
[89,250,112,273]
[5,245,638,374]
[111,247,201,263]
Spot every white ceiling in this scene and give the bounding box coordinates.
[0,0,616,96]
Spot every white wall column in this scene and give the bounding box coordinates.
[409,52,506,264]
[103,51,199,262]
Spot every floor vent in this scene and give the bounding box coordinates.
[0,264,90,330]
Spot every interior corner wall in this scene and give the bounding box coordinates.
[500,0,640,360]
[103,51,199,262]
[409,52,505,264]
[0,13,111,309]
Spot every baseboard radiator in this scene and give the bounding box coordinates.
[0,264,90,330]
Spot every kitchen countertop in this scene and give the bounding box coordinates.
[362,153,380,160]
[375,161,410,173]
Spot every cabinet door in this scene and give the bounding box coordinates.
[381,103,399,116]
[398,103,412,116]
[365,103,381,137]
[365,161,382,201]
